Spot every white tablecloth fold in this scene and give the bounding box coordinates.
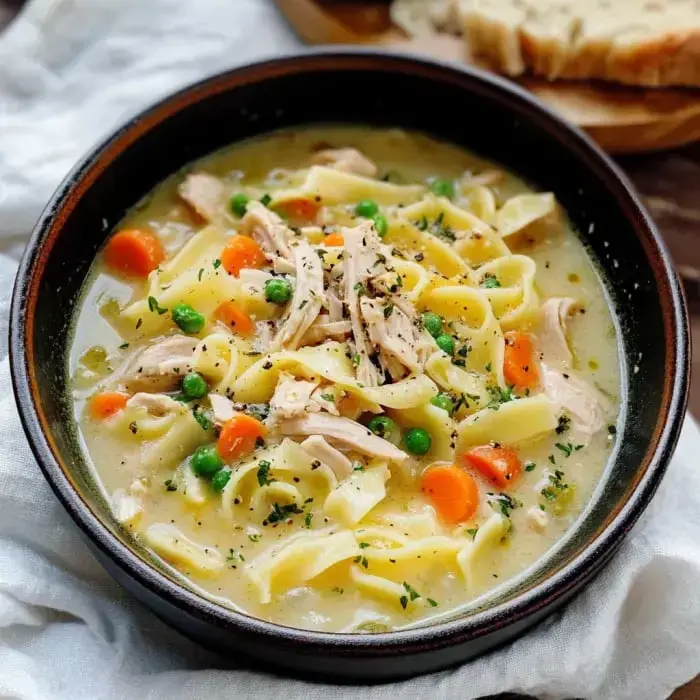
[0,2,699,699]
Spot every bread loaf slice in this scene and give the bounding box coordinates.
[457,0,700,87]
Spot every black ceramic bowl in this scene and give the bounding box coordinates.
[10,50,690,682]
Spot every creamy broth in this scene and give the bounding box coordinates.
[70,127,620,633]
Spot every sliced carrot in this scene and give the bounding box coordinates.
[274,197,320,222]
[421,465,480,524]
[221,235,266,277]
[462,445,522,489]
[89,392,128,420]
[215,301,254,337]
[217,414,266,461]
[503,330,539,392]
[104,229,165,278]
[323,232,344,247]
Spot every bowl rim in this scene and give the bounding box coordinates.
[9,47,690,654]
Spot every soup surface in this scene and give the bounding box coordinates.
[70,127,620,633]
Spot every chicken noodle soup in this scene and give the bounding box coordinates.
[70,127,620,632]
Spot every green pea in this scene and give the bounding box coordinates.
[368,415,401,446]
[422,311,443,338]
[429,178,455,199]
[404,427,432,456]
[172,303,205,334]
[435,333,455,355]
[264,277,293,304]
[181,372,208,400]
[430,393,455,415]
[372,213,388,238]
[211,467,232,492]
[355,199,379,218]
[191,444,224,477]
[230,192,249,218]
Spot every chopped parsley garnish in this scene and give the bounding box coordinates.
[118,342,130,350]
[353,555,369,569]
[524,461,536,472]
[351,354,361,366]
[555,442,584,458]
[353,282,366,296]
[425,212,456,242]
[427,598,439,607]
[244,403,270,421]
[466,527,479,540]
[248,533,261,542]
[256,460,273,486]
[304,512,313,528]
[485,362,492,372]
[488,492,522,517]
[259,193,272,207]
[320,392,335,402]
[540,469,576,513]
[415,216,428,231]
[482,274,501,288]
[226,549,245,563]
[383,303,394,319]
[399,595,409,610]
[147,296,168,315]
[212,258,221,269]
[487,384,516,410]
[352,462,365,472]
[402,581,421,602]
[198,268,204,281]
[555,415,571,435]
[359,542,370,549]
[164,479,177,492]
[266,502,303,524]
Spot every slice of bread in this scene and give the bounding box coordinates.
[457,0,700,87]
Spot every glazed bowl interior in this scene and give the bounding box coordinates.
[11,51,689,675]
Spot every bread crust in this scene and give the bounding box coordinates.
[459,1,700,87]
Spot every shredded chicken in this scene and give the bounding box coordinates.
[311,148,378,178]
[541,366,610,444]
[361,297,421,378]
[526,505,549,531]
[272,256,297,275]
[326,288,344,322]
[122,336,197,393]
[342,222,387,387]
[277,413,408,463]
[270,373,319,420]
[310,386,340,415]
[178,173,225,223]
[253,320,276,353]
[538,297,578,370]
[269,241,326,351]
[209,394,236,424]
[300,435,352,479]
[300,315,352,346]
[240,201,293,260]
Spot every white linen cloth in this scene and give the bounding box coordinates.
[0,1,699,698]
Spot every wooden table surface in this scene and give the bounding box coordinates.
[0,3,697,697]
